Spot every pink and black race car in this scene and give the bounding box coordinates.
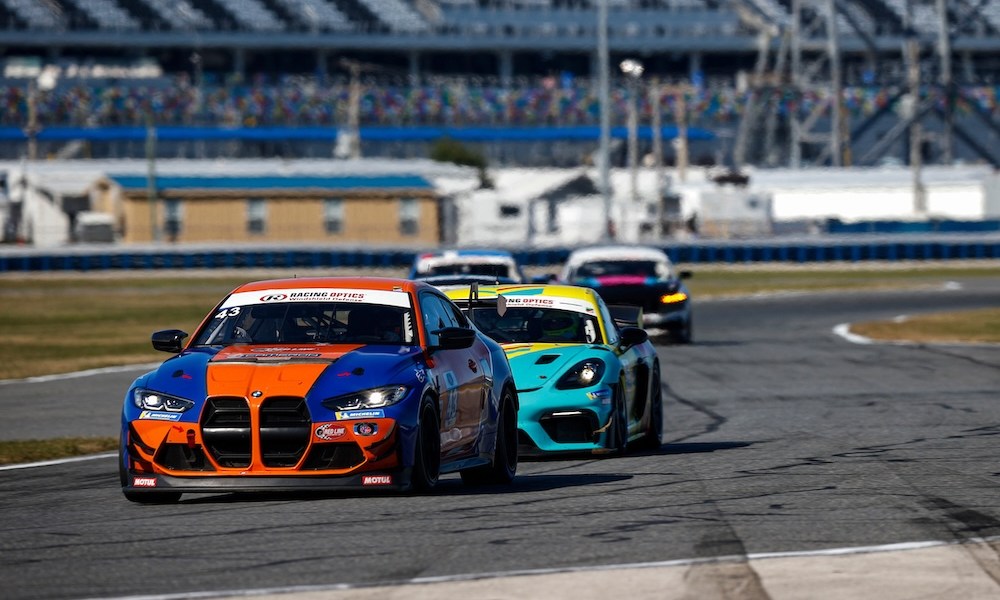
[559,245,693,343]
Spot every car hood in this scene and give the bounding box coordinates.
[142,344,427,406]
[501,343,604,391]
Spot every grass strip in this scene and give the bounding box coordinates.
[0,437,118,465]
[850,307,1000,344]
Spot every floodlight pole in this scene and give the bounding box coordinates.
[146,109,159,243]
[904,0,926,215]
[936,0,953,165]
[597,0,612,241]
[650,76,664,238]
[26,80,38,161]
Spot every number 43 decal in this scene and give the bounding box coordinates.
[214,307,241,319]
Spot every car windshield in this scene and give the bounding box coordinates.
[193,301,416,346]
[424,262,513,278]
[469,307,601,344]
[574,260,668,279]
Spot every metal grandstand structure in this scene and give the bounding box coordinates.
[0,0,997,168]
[731,0,1000,169]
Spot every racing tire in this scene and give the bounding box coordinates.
[636,366,663,450]
[672,317,692,344]
[410,396,441,492]
[461,388,518,486]
[119,445,182,504]
[605,379,628,455]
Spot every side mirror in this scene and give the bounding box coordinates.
[619,327,649,348]
[152,329,188,353]
[609,305,643,330]
[433,327,477,350]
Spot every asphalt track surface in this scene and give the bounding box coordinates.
[1,277,999,600]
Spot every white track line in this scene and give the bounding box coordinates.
[0,451,116,471]
[0,363,159,386]
[81,537,1000,600]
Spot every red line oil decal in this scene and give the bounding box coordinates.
[315,424,347,440]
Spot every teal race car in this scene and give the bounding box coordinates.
[446,284,663,455]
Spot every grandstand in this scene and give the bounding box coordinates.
[0,0,996,168]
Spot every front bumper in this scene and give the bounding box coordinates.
[515,386,616,455]
[642,303,689,328]
[122,414,404,493]
[123,468,411,494]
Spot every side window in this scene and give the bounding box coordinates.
[596,297,618,345]
[419,294,449,346]
[441,297,469,328]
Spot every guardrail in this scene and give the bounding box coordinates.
[2,235,999,273]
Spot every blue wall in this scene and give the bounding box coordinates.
[2,236,999,273]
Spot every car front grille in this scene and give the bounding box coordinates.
[197,396,317,470]
[201,397,252,468]
[260,397,312,467]
[540,411,599,444]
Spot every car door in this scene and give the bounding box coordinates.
[419,291,488,458]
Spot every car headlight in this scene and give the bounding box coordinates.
[660,291,688,304]
[321,385,409,411]
[556,359,606,390]
[132,389,195,413]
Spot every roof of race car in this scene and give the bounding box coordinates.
[445,283,600,310]
[221,277,436,311]
[414,249,518,269]
[446,284,611,342]
[564,245,671,267]
[230,277,432,295]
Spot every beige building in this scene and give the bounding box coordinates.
[97,174,441,244]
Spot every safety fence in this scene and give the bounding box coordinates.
[2,235,999,273]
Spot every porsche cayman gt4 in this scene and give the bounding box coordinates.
[446,284,663,456]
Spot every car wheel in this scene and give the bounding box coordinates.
[675,318,693,344]
[461,388,517,486]
[120,439,182,504]
[605,379,628,455]
[636,366,663,450]
[410,396,441,491]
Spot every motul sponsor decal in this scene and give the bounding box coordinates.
[362,474,392,486]
[133,477,157,487]
[315,423,347,440]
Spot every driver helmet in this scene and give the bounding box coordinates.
[541,314,577,341]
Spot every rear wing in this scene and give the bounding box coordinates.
[450,282,503,313]
[608,305,643,330]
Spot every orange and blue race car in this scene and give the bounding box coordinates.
[446,284,662,456]
[120,277,518,503]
